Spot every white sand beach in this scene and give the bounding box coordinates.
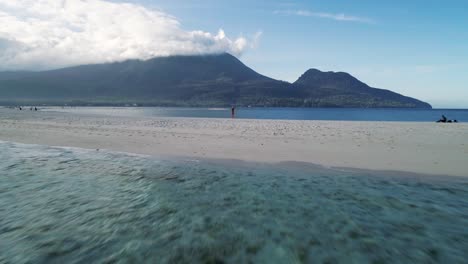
[0,108,467,177]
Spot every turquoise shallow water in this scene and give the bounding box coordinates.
[1,141,468,263]
[44,106,468,122]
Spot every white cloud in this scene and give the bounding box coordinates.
[0,0,257,70]
[274,10,374,24]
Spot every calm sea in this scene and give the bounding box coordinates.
[44,107,468,122]
[1,141,468,263]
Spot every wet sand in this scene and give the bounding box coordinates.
[0,108,467,176]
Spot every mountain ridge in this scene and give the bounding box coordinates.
[291,68,431,108]
[0,53,431,108]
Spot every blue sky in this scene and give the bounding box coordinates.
[1,0,466,108]
[131,0,468,108]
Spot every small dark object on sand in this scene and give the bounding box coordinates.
[437,115,459,123]
[437,115,447,123]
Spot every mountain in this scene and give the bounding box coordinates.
[292,69,432,108]
[0,53,431,108]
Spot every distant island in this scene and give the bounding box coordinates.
[0,53,431,108]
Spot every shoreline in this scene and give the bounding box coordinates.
[3,139,467,183]
[0,108,467,177]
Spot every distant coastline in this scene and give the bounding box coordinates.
[0,101,432,108]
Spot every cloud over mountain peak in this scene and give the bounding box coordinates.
[0,0,254,70]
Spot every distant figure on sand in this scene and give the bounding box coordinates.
[437,115,447,123]
[231,106,236,118]
[437,115,458,123]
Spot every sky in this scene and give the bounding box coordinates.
[0,0,467,108]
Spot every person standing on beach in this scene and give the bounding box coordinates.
[231,106,236,118]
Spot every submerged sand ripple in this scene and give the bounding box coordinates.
[1,142,468,263]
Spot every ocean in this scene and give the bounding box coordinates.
[43,107,468,122]
[1,141,468,263]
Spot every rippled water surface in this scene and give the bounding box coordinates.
[1,141,468,263]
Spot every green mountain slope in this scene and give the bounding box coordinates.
[0,53,431,108]
[292,69,432,108]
